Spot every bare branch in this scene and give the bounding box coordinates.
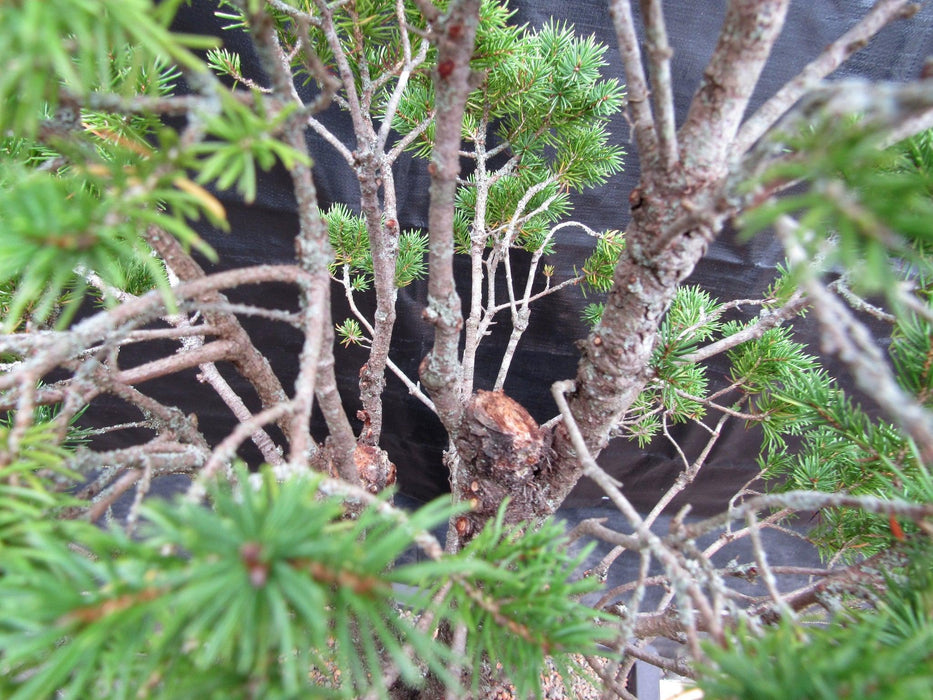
[311,0,369,136]
[777,215,933,461]
[639,0,679,167]
[312,300,360,480]
[191,355,284,466]
[683,291,807,363]
[339,267,438,413]
[306,113,356,163]
[86,468,142,523]
[679,0,791,177]
[375,0,430,154]
[685,489,933,540]
[643,413,729,526]
[608,0,658,162]
[734,0,920,156]
[283,116,358,479]
[830,278,897,324]
[419,0,481,434]
[146,227,294,432]
[287,278,330,465]
[188,402,295,502]
[266,0,319,25]
[621,644,696,681]
[112,339,236,387]
[745,510,797,621]
[552,380,723,651]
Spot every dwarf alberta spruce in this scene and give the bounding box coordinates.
[2,0,933,697]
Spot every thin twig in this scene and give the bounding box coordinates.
[745,510,796,621]
[682,291,807,364]
[86,469,142,523]
[187,402,295,502]
[643,413,729,527]
[685,489,933,540]
[552,380,723,653]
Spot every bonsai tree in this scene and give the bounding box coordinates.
[1,0,932,697]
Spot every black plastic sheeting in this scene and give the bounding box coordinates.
[85,1,933,515]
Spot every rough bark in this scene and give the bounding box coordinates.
[410,0,800,532]
[452,390,550,544]
[545,0,792,509]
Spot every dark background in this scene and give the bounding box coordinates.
[105,0,933,515]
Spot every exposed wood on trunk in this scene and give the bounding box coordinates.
[453,390,550,543]
[322,442,397,494]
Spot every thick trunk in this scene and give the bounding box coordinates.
[419,0,481,436]
[449,0,793,527]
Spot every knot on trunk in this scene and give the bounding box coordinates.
[354,444,397,494]
[457,390,546,476]
[454,390,550,541]
[322,442,396,494]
